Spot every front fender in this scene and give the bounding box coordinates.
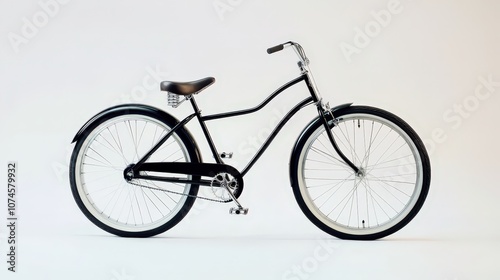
[72,104,180,143]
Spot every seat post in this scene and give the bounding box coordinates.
[189,95,201,113]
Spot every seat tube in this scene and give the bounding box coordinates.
[189,97,223,164]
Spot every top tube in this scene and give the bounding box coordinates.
[201,75,306,121]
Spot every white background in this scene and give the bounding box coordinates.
[1,0,499,279]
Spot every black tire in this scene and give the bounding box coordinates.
[70,108,200,237]
[290,106,431,240]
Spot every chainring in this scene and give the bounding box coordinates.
[210,172,241,202]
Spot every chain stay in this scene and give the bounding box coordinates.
[128,180,232,203]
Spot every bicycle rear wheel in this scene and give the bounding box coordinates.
[290,106,430,240]
[69,108,200,237]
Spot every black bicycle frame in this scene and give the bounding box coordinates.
[197,74,315,176]
[132,72,357,180]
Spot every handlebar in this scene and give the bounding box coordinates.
[267,41,321,105]
[266,41,309,66]
[266,44,284,54]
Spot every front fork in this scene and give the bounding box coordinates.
[302,66,359,174]
[317,103,360,175]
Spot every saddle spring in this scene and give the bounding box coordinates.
[167,92,180,108]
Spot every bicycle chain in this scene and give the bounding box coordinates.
[128,180,232,203]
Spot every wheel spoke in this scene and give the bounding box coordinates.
[312,173,355,206]
[331,127,362,166]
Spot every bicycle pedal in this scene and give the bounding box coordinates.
[229,207,248,215]
[220,152,233,159]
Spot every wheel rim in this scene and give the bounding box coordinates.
[74,114,192,233]
[298,113,423,236]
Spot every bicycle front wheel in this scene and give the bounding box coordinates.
[290,106,430,240]
[69,108,200,237]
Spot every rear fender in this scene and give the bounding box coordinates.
[71,104,202,163]
[72,104,175,143]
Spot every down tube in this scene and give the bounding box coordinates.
[241,97,314,177]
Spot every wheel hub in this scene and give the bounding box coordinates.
[356,167,366,178]
[123,164,136,181]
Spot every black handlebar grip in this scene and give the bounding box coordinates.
[267,44,284,54]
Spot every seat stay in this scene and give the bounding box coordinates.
[131,112,198,172]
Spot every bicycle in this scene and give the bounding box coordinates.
[69,41,431,240]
